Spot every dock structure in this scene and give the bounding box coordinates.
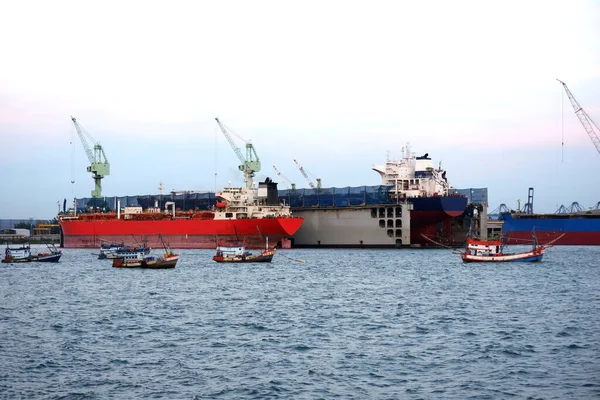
[0,228,30,239]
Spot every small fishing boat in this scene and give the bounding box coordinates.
[140,237,180,269]
[140,252,179,269]
[113,235,179,268]
[112,257,143,268]
[2,243,62,263]
[97,240,126,259]
[213,238,275,263]
[459,232,562,263]
[106,243,150,265]
[111,247,146,267]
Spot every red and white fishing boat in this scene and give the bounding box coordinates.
[460,232,563,263]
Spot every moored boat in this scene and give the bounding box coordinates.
[140,236,180,269]
[140,252,180,269]
[112,257,143,268]
[112,235,179,269]
[98,240,126,259]
[213,238,275,263]
[109,243,150,260]
[459,232,562,263]
[2,243,62,263]
[111,245,150,268]
[460,238,544,263]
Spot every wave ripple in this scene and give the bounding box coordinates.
[1,247,599,399]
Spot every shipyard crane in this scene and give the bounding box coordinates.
[272,165,294,190]
[215,118,261,189]
[293,159,322,189]
[555,204,568,214]
[567,202,584,213]
[71,116,110,198]
[557,79,600,155]
[522,187,534,214]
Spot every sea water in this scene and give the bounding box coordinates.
[1,246,599,399]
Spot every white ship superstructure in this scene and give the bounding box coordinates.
[371,143,454,198]
[287,143,467,248]
[214,178,293,220]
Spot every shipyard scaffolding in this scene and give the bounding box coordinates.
[70,192,218,215]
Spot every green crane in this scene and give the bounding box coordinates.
[71,116,110,198]
[215,118,261,189]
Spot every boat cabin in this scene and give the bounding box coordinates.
[4,245,32,260]
[215,243,252,258]
[465,239,502,256]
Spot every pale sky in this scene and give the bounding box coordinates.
[1,0,599,219]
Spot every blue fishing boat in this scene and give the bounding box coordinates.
[2,243,62,263]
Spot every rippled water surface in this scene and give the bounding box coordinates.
[1,246,600,399]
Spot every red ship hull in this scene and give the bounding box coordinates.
[503,231,600,246]
[59,217,304,249]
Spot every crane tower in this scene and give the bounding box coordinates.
[215,118,261,189]
[557,79,600,155]
[71,116,110,198]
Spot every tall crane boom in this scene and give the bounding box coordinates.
[294,159,314,188]
[293,159,322,189]
[215,118,261,189]
[272,165,293,189]
[71,116,110,198]
[557,79,600,155]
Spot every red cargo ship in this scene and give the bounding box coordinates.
[59,178,303,249]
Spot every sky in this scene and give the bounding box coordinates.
[1,0,599,220]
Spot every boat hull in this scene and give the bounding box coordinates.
[2,254,62,263]
[460,236,546,263]
[33,253,62,262]
[112,255,179,268]
[500,212,600,245]
[142,254,179,269]
[59,217,303,249]
[461,252,544,263]
[112,259,143,268]
[213,255,273,263]
[213,251,274,263]
[142,259,178,269]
